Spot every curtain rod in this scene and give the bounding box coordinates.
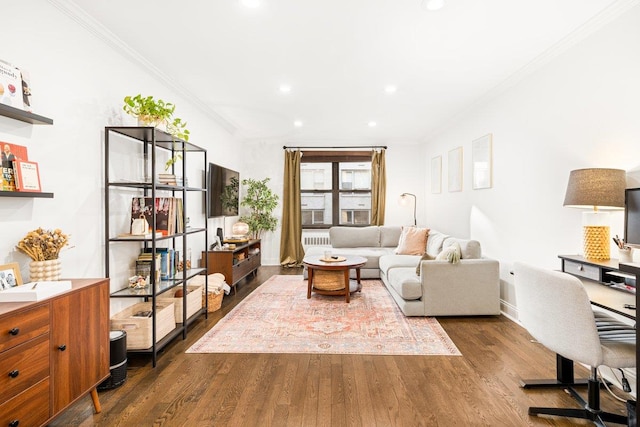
[282,145,387,150]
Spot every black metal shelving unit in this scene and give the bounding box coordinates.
[104,126,208,367]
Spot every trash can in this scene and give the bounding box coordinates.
[97,330,127,390]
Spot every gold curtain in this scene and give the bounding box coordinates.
[371,148,386,226]
[280,150,305,266]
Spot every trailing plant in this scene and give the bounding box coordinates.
[123,94,191,170]
[240,177,279,239]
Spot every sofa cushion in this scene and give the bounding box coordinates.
[426,230,449,257]
[379,254,421,277]
[386,267,422,300]
[330,226,380,248]
[443,237,482,259]
[395,226,429,255]
[380,226,402,247]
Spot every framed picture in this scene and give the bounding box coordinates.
[431,156,442,194]
[448,147,463,192]
[472,134,492,189]
[0,262,22,291]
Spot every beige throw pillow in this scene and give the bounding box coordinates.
[395,226,429,255]
[435,242,462,264]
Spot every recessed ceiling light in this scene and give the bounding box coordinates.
[294,120,303,127]
[279,84,291,93]
[368,121,377,127]
[385,85,397,94]
[421,0,444,11]
[240,0,261,8]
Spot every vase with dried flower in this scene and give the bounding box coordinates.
[16,227,69,281]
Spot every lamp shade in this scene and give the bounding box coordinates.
[563,168,626,210]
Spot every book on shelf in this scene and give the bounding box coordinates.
[130,196,181,237]
[117,232,163,240]
[143,247,174,280]
[136,252,161,282]
[13,159,41,192]
[1,142,28,191]
[0,60,24,111]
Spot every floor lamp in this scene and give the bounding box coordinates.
[399,193,417,226]
[563,168,626,260]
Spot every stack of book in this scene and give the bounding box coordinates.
[136,252,161,283]
[158,173,177,185]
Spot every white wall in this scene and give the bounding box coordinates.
[422,5,640,316]
[0,1,238,302]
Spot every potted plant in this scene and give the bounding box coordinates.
[123,94,190,170]
[240,177,279,239]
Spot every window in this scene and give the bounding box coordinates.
[300,151,372,228]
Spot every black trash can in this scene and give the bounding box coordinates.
[97,330,127,390]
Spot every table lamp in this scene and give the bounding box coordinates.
[231,221,250,239]
[563,168,626,260]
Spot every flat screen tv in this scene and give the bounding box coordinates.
[624,187,640,248]
[208,163,239,217]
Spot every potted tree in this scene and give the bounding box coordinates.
[240,177,279,239]
[122,94,190,170]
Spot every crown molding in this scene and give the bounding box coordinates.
[48,0,237,135]
[422,0,640,143]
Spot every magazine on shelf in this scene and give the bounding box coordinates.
[0,60,23,110]
[1,142,28,191]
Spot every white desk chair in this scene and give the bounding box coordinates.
[513,262,635,426]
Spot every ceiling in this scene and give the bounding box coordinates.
[64,0,620,143]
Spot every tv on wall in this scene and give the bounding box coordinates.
[208,163,239,218]
[624,188,640,248]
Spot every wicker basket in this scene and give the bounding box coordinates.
[203,291,224,313]
[313,270,346,291]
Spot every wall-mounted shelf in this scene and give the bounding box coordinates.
[0,103,53,125]
[0,190,54,198]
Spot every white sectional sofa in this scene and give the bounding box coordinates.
[304,226,500,317]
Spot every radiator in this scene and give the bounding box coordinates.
[303,235,330,247]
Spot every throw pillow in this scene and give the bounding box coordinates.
[435,242,461,264]
[395,226,429,255]
[415,253,435,276]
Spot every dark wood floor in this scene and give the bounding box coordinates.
[51,266,632,426]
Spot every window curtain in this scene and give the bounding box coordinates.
[371,148,386,226]
[280,149,305,267]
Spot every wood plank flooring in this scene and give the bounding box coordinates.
[50,266,633,426]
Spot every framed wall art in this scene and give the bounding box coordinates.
[0,262,22,290]
[448,147,462,192]
[472,134,492,189]
[431,155,441,194]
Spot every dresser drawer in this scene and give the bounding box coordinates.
[0,334,50,398]
[0,377,50,427]
[563,260,600,281]
[0,305,50,353]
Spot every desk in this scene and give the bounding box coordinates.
[521,259,636,389]
[618,261,640,419]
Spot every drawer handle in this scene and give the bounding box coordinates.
[9,420,19,427]
[8,370,19,378]
[58,344,67,351]
[9,327,19,336]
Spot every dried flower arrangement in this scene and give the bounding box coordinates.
[16,228,69,261]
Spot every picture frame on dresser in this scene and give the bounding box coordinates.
[0,262,22,290]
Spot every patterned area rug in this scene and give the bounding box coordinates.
[187,275,460,356]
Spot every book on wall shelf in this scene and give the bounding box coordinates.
[1,142,29,191]
[0,60,24,111]
[13,159,41,192]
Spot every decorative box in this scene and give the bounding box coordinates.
[158,284,203,322]
[110,301,175,349]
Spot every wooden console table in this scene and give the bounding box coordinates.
[0,278,110,427]
[201,239,261,291]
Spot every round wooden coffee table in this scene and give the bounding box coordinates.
[303,255,367,303]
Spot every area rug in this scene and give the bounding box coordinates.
[187,275,460,356]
